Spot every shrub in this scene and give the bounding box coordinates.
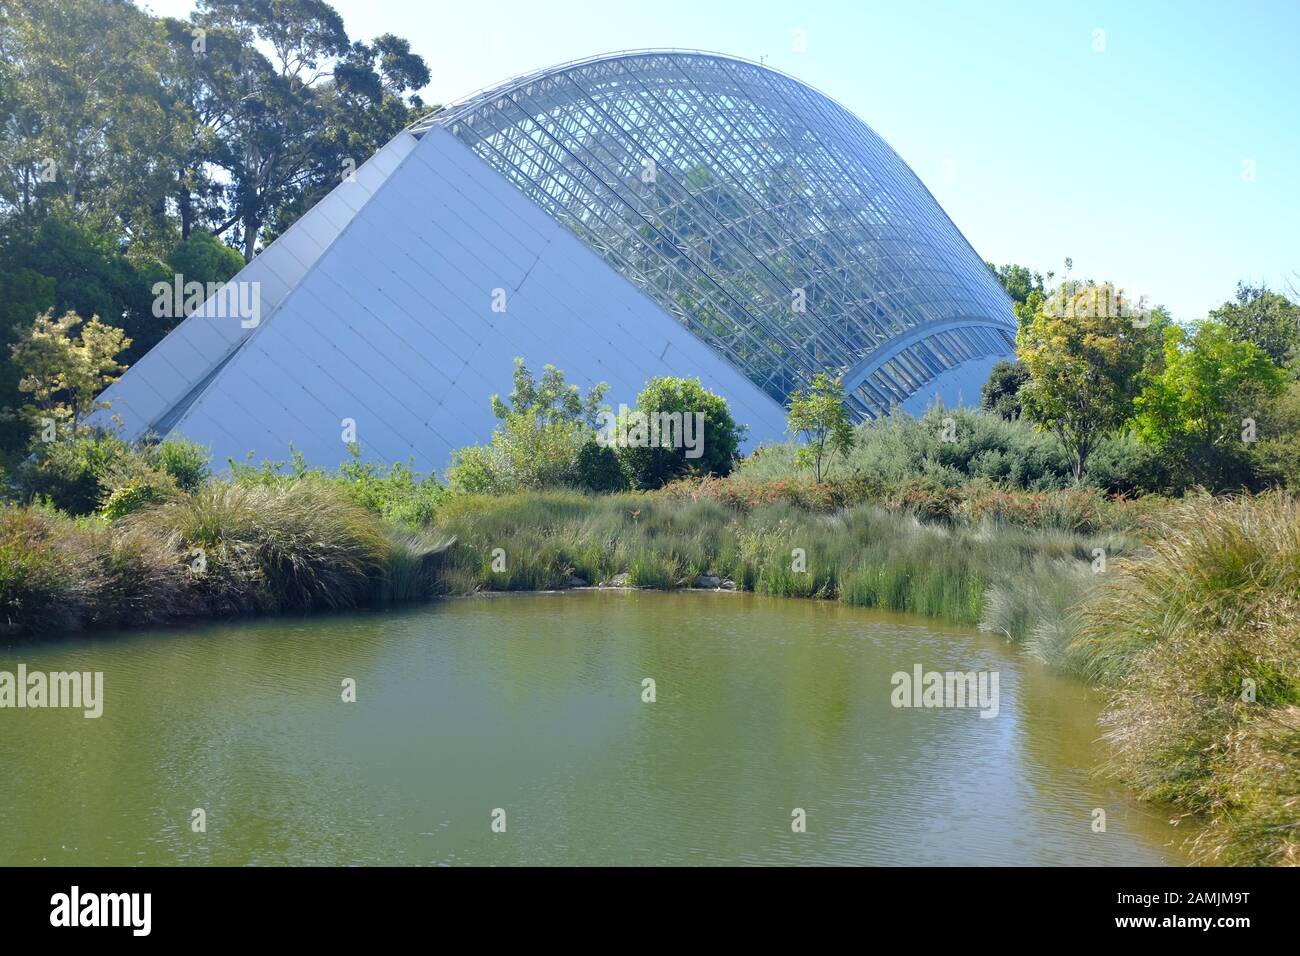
[153,438,211,492]
[617,377,743,488]
[573,441,627,493]
[333,449,446,526]
[14,431,130,514]
[446,413,591,494]
[887,476,965,522]
[740,405,1074,490]
[1082,431,1170,495]
[12,433,210,516]
[99,455,180,521]
[1250,380,1300,490]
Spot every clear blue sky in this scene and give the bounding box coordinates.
[144,0,1300,322]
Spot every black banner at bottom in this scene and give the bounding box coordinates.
[0,865,1285,942]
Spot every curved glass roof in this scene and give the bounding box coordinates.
[413,50,1014,419]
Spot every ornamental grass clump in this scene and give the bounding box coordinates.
[1072,492,1300,865]
[135,480,389,614]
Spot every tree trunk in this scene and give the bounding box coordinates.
[178,180,193,241]
[242,212,259,262]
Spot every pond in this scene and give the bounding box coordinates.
[0,590,1188,865]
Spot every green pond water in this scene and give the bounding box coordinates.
[0,590,1189,865]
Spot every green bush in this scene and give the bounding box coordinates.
[12,433,211,516]
[14,432,131,514]
[333,449,445,526]
[1081,431,1170,494]
[616,377,743,489]
[99,454,180,521]
[227,446,445,526]
[447,413,592,495]
[740,405,1074,490]
[153,438,211,491]
[573,441,626,492]
[1250,380,1300,490]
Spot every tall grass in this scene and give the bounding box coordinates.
[1070,493,1300,865]
[137,481,390,613]
[430,490,1122,635]
[1,481,452,636]
[980,555,1101,669]
[0,504,93,635]
[379,527,457,604]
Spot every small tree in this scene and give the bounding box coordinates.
[787,371,855,481]
[491,356,607,427]
[1017,283,1162,483]
[8,310,130,435]
[447,358,615,494]
[616,377,744,489]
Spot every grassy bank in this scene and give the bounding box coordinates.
[1072,493,1300,865]
[1,481,451,636]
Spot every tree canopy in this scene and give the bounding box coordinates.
[1017,282,1164,482]
[1131,320,1286,488]
[0,0,433,458]
[1209,281,1300,371]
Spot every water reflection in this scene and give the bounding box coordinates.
[0,591,1188,865]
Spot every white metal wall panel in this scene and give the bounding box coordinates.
[152,126,788,475]
[87,131,420,440]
